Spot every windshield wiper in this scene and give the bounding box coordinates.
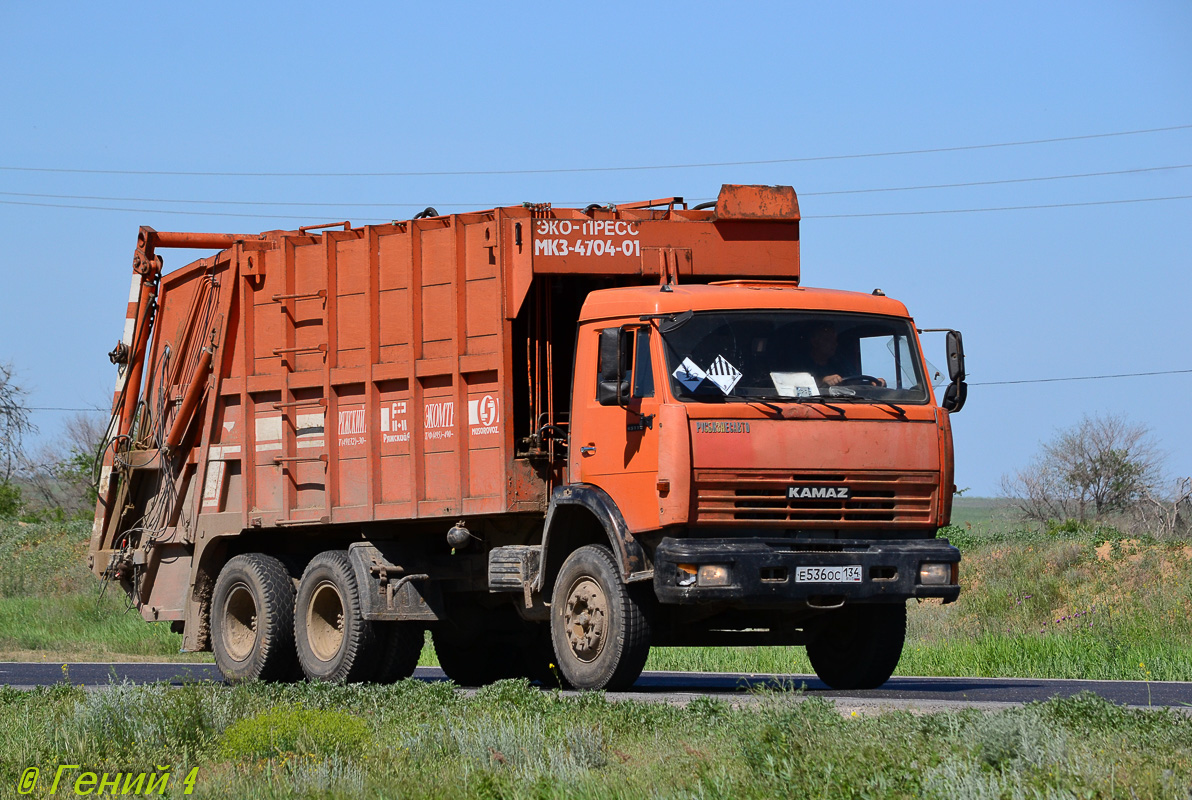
[721,394,785,411]
[719,392,844,403]
[825,393,910,417]
[871,399,907,416]
[724,394,857,415]
[718,393,860,416]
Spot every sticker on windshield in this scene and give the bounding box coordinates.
[672,357,708,392]
[771,371,819,398]
[706,355,743,394]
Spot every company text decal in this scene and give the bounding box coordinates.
[695,421,750,434]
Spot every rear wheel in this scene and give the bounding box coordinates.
[806,603,906,690]
[515,621,570,689]
[294,550,378,683]
[550,545,651,691]
[373,623,426,683]
[431,603,523,687]
[210,553,299,683]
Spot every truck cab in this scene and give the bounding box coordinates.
[545,281,962,689]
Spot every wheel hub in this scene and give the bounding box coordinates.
[307,580,346,662]
[223,583,259,662]
[563,577,607,662]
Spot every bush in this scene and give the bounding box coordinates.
[0,481,21,518]
[55,682,229,759]
[937,524,977,550]
[219,705,370,760]
[1002,413,1162,525]
[974,707,1067,770]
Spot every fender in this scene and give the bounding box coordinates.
[180,518,240,652]
[535,484,653,590]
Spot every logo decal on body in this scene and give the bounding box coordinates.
[468,395,500,435]
[380,402,410,443]
[338,408,366,435]
[424,401,454,440]
[337,407,367,447]
[695,421,751,434]
[787,486,851,500]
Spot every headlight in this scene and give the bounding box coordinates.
[918,563,952,585]
[698,564,731,587]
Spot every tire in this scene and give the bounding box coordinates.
[515,621,571,690]
[431,606,521,687]
[210,553,299,683]
[373,623,426,684]
[294,550,379,683]
[550,544,651,691]
[432,636,516,687]
[806,603,907,690]
[432,605,571,688]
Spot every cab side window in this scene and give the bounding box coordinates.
[596,327,654,401]
[633,328,654,398]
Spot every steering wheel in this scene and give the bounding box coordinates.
[837,374,884,387]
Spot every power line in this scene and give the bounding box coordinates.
[801,164,1192,197]
[6,194,1191,222]
[809,194,1192,218]
[971,369,1192,387]
[0,199,391,223]
[27,369,1192,411]
[0,190,537,208]
[2,163,1188,209]
[1,124,1189,178]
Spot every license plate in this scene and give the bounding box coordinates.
[796,565,863,583]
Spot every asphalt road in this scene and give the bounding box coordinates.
[2,662,1189,710]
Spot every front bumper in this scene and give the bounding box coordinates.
[653,536,960,606]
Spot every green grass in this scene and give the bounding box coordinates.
[0,519,191,661]
[1,679,1190,799]
[0,593,186,660]
[948,495,1023,535]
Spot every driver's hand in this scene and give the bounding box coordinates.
[877,377,887,387]
[823,374,843,386]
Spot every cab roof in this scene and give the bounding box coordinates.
[578,282,913,323]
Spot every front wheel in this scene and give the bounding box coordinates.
[806,603,906,690]
[550,545,651,691]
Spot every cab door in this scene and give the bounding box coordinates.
[570,323,661,532]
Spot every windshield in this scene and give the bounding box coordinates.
[660,311,929,404]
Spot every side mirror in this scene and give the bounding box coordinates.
[946,330,965,383]
[942,380,967,413]
[597,327,629,406]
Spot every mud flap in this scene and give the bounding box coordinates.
[348,543,444,622]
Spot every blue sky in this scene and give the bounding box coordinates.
[1,2,1189,495]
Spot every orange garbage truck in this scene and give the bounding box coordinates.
[88,185,966,690]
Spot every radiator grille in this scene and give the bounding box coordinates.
[693,470,938,528]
